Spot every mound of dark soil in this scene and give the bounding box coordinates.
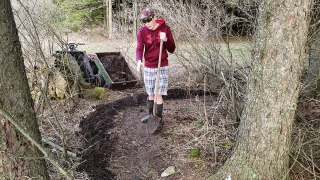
[77,93,146,179]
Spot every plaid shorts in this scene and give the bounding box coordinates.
[144,66,169,96]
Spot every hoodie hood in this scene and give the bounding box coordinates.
[145,19,166,31]
[155,19,165,30]
[156,19,165,25]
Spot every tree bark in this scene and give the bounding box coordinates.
[109,0,112,38]
[133,0,138,38]
[210,0,311,179]
[104,0,108,28]
[0,0,49,179]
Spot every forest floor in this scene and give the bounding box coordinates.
[39,32,237,179]
[75,87,227,180]
[41,80,234,179]
[38,32,319,180]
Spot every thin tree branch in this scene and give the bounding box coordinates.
[42,138,77,158]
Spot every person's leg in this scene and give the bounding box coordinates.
[148,95,155,101]
[141,67,156,123]
[141,95,154,123]
[154,94,163,104]
[155,66,169,130]
[155,94,163,117]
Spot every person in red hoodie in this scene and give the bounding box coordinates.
[136,7,176,131]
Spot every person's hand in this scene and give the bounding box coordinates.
[159,32,167,42]
[137,60,143,73]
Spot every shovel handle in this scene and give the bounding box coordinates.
[153,39,164,116]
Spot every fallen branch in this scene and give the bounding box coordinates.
[42,138,77,158]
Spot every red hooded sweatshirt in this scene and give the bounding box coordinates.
[136,19,176,68]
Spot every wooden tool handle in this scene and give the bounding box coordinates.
[153,39,164,116]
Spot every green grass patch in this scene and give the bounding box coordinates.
[83,87,106,100]
[187,148,201,158]
[195,121,203,129]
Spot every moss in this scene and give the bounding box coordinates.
[93,87,106,100]
[187,148,201,158]
[83,87,106,100]
[195,121,203,129]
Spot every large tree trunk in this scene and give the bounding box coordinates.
[0,0,49,179]
[210,0,311,179]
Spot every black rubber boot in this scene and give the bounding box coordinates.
[141,100,154,123]
[155,104,164,131]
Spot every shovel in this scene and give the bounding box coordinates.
[146,39,164,134]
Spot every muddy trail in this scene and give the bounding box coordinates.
[76,88,218,180]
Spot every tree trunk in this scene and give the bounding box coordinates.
[133,0,138,38]
[104,0,108,29]
[0,0,49,179]
[210,0,311,179]
[109,0,112,38]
